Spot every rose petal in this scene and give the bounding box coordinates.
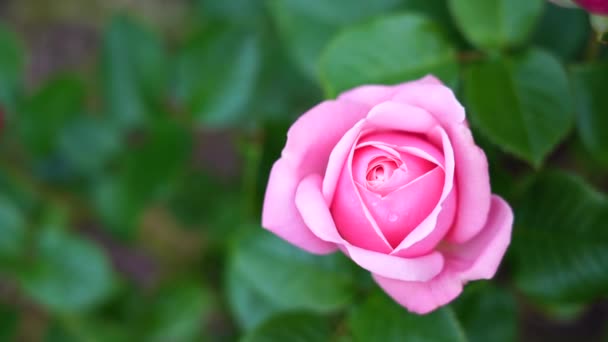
[415,75,443,85]
[281,100,369,174]
[358,167,445,248]
[573,0,608,15]
[351,144,435,193]
[392,80,465,125]
[346,244,444,283]
[323,120,365,204]
[357,131,445,167]
[373,266,462,315]
[263,160,337,253]
[393,188,457,258]
[443,195,514,280]
[392,127,455,253]
[297,174,445,282]
[332,152,393,253]
[295,174,349,244]
[336,75,443,107]
[373,196,513,314]
[337,85,396,107]
[365,101,438,134]
[444,124,492,243]
[262,100,369,254]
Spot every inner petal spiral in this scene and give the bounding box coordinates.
[352,144,436,198]
[366,157,400,186]
[349,132,445,248]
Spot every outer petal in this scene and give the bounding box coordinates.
[296,174,444,282]
[365,101,438,134]
[392,80,465,125]
[337,75,443,107]
[373,266,462,315]
[443,196,514,280]
[413,75,443,85]
[444,124,492,243]
[337,85,396,107]
[323,120,365,205]
[262,100,369,254]
[373,196,513,314]
[281,100,369,175]
[263,160,337,254]
[295,174,352,244]
[345,244,444,283]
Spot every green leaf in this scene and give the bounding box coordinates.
[226,258,281,330]
[0,170,38,214]
[91,176,141,239]
[267,0,401,78]
[241,312,332,342]
[531,300,588,321]
[348,291,467,342]
[173,24,261,127]
[199,0,266,24]
[0,25,24,115]
[101,15,167,130]
[45,317,131,342]
[0,305,18,341]
[138,282,212,342]
[533,4,589,61]
[168,171,244,244]
[92,118,192,238]
[121,119,192,201]
[248,31,322,122]
[448,0,543,50]
[571,62,608,167]
[464,49,573,166]
[402,0,468,47]
[319,14,458,97]
[227,229,355,330]
[18,76,85,156]
[57,117,121,177]
[511,171,608,303]
[20,227,115,313]
[0,196,25,261]
[452,282,517,342]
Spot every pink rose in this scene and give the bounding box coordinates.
[574,0,608,14]
[550,0,608,15]
[262,75,513,314]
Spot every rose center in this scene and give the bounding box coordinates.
[365,157,401,188]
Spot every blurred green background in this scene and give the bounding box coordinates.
[0,0,607,341]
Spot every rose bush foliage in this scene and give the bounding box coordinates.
[0,0,607,340]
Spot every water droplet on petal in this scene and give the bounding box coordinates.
[388,213,399,222]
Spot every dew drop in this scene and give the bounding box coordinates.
[388,213,399,222]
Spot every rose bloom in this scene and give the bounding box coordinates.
[550,0,608,15]
[262,75,513,314]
